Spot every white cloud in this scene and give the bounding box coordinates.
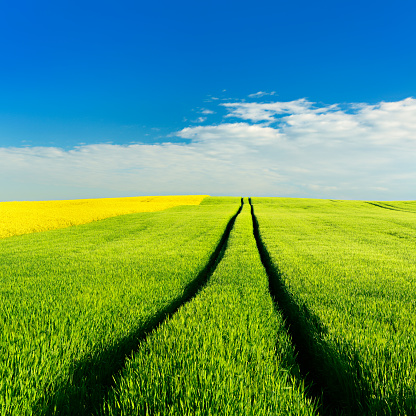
[248,91,276,98]
[1,97,416,201]
[222,99,339,123]
[191,117,207,123]
[178,123,283,145]
[199,108,215,115]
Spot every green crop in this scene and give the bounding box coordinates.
[0,197,240,415]
[3,195,416,415]
[251,197,416,415]
[101,199,317,416]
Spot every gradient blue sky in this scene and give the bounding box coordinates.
[1,0,416,200]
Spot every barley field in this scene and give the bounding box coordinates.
[1,196,415,415]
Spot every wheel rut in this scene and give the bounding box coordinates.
[249,198,371,416]
[365,201,415,213]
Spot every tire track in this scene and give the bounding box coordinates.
[365,201,416,214]
[38,198,244,416]
[249,198,370,416]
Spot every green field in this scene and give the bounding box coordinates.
[252,198,416,415]
[1,196,416,415]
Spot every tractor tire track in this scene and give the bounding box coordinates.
[249,198,371,416]
[365,201,416,214]
[38,198,244,416]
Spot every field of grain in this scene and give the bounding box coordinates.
[1,196,415,415]
[102,200,317,416]
[252,197,416,414]
[0,197,238,414]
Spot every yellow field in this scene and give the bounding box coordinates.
[0,195,208,238]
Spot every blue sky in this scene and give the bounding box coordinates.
[1,0,416,200]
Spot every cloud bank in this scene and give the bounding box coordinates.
[1,97,416,201]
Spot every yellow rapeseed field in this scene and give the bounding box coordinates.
[0,195,208,238]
